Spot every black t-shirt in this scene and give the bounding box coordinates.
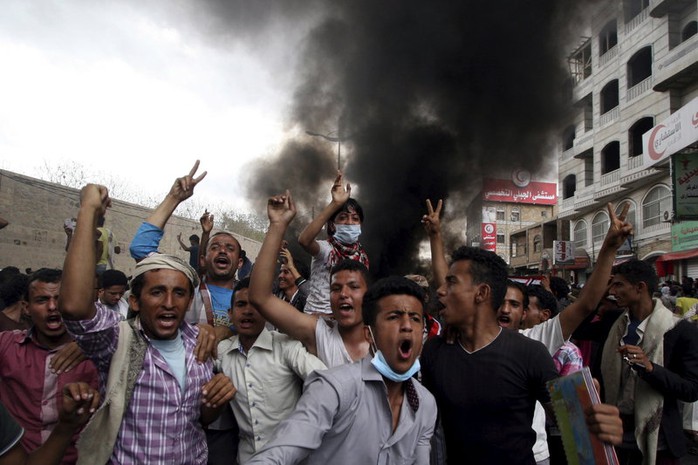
[0,402,23,457]
[421,328,558,465]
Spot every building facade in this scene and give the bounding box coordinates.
[556,0,698,279]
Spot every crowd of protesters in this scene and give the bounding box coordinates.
[1,161,696,465]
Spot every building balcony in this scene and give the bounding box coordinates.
[627,154,644,171]
[600,169,620,187]
[558,197,576,219]
[621,165,668,190]
[650,0,694,17]
[599,45,618,68]
[625,9,650,34]
[561,146,575,162]
[653,35,698,91]
[599,107,620,127]
[627,76,653,102]
[574,186,597,211]
[594,184,626,202]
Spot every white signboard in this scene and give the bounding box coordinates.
[643,97,698,168]
[553,240,575,265]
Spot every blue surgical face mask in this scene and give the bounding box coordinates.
[333,224,361,245]
[370,350,421,383]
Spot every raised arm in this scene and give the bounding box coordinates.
[129,161,206,260]
[280,248,305,284]
[558,202,633,340]
[298,171,350,256]
[422,199,448,289]
[145,161,207,229]
[198,210,213,268]
[249,191,319,354]
[59,184,111,321]
[177,233,191,251]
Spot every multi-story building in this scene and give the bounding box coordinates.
[465,173,557,266]
[555,0,698,279]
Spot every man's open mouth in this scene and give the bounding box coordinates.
[157,313,178,328]
[46,314,63,330]
[398,339,413,359]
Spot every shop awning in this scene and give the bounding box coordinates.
[656,249,698,262]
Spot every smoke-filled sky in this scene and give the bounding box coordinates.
[1,0,590,276]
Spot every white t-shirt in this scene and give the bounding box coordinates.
[303,240,333,315]
[315,317,353,368]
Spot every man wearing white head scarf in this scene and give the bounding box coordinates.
[59,184,236,465]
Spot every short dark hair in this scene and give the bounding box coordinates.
[25,268,62,301]
[230,277,251,308]
[612,259,658,296]
[450,247,508,310]
[362,276,425,327]
[526,285,559,317]
[189,234,200,244]
[330,259,371,287]
[99,270,128,289]
[327,198,364,235]
[548,276,570,300]
[506,280,529,309]
[0,273,29,306]
[130,269,194,299]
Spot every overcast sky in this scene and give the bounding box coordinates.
[0,0,318,213]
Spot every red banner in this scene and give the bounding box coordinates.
[482,178,557,205]
[481,223,496,252]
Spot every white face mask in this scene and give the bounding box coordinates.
[333,224,361,245]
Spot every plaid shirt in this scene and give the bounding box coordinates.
[65,303,214,465]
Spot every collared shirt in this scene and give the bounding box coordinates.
[0,329,99,465]
[65,303,214,465]
[247,357,437,465]
[217,328,326,463]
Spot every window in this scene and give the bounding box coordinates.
[568,40,592,83]
[497,233,505,244]
[533,235,542,253]
[625,0,649,22]
[683,21,697,42]
[592,212,610,243]
[600,80,619,114]
[628,117,654,157]
[642,185,671,227]
[562,125,576,151]
[599,20,618,56]
[574,220,588,250]
[627,47,652,87]
[601,141,620,174]
[496,209,505,221]
[541,211,548,218]
[562,174,577,199]
[510,208,520,222]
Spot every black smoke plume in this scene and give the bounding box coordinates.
[207,1,589,277]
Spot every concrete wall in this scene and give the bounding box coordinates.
[0,170,260,276]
